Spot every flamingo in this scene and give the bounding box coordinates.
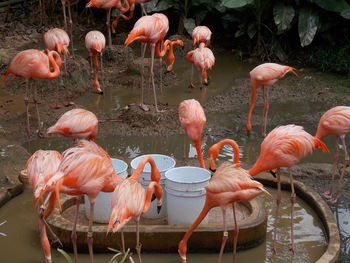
[43,27,70,108]
[26,150,63,263]
[192,25,212,46]
[178,99,206,168]
[125,13,169,112]
[107,156,162,262]
[2,49,62,136]
[111,0,154,34]
[60,0,76,55]
[186,42,215,89]
[315,106,350,203]
[161,39,184,73]
[39,139,122,263]
[248,124,329,254]
[46,108,98,141]
[86,0,129,48]
[246,63,297,137]
[178,160,269,263]
[85,31,106,94]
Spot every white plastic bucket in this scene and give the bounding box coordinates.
[85,158,128,223]
[130,154,176,218]
[165,166,211,225]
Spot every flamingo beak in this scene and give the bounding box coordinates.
[269,169,277,178]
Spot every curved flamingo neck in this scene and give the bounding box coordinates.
[130,156,160,182]
[115,0,130,12]
[47,51,61,79]
[142,181,162,213]
[156,40,171,57]
[246,82,257,134]
[215,139,240,166]
[194,139,206,169]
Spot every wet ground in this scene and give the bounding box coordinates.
[0,15,349,262]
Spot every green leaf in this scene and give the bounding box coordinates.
[312,0,349,12]
[273,3,295,34]
[183,18,196,35]
[57,248,73,263]
[298,8,320,47]
[247,22,257,39]
[220,0,252,9]
[341,7,350,19]
[143,0,158,13]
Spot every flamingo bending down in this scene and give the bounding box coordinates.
[315,106,350,203]
[192,25,212,47]
[111,0,154,34]
[125,13,169,112]
[2,49,61,136]
[179,99,206,168]
[162,39,184,73]
[186,42,215,89]
[178,158,269,263]
[246,63,297,137]
[85,31,106,94]
[26,150,63,263]
[248,124,329,254]
[46,108,98,141]
[39,140,121,263]
[86,0,129,48]
[107,156,162,262]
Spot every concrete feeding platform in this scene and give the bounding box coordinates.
[46,195,267,253]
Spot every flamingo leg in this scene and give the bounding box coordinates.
[121,229,125,254]
[188,64,195,88]
[139,43,148,111]
[150,44,162,112]
[61,1,67,31]
[217,207,228,263]
[38,209,53,263]
[272,168,281,255]
[64,54,68,76]
[71,196,81,263]
[232,202,239,263]
[106,9,112,48]
[32,81,42,135]
[324,136,339,199]
[87,201,95,263]
[262,86,269,137]
[67,3,74,56]
[182,134,187,161]
[25,79,31,136]
[100,52,104,90]
[159,57,163,93]
[331,135,349,203]
[135,219,142,263]
[288,168,296,254]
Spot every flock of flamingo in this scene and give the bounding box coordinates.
[1,1,349,263]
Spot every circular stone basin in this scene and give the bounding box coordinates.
[47,195,266,252]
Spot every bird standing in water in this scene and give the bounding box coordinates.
[315,106,350,203]
[39,140,122,263]
[125,13,169,112]
[246,63,297,137]
[2,49,61,136]
[179,99,206,168]
[107,156,162,262]
[85,31,106,94]
[26,150,63,263]
[248,124,329,255]
[186,42,215,89]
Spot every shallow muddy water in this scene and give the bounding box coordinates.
[0,187,326,263]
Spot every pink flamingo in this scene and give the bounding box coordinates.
[186,42,215,89]
[248,124,329,254]
[178,99,207,168]
[26,150,63,263]
[111,0,154,34]
[86,0,129,48]
[43,27,70,108]
[315,106,350,203]
[178,155,269,263]
[2,49,62,136]
[39,139,122,263]
[246,63,297,137]
[125,13,169,112]
[46,108,98,141]
[192,25,212,46]
[85,31,106,94]
[107,156,162,262]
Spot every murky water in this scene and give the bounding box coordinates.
[0,186,326,263]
